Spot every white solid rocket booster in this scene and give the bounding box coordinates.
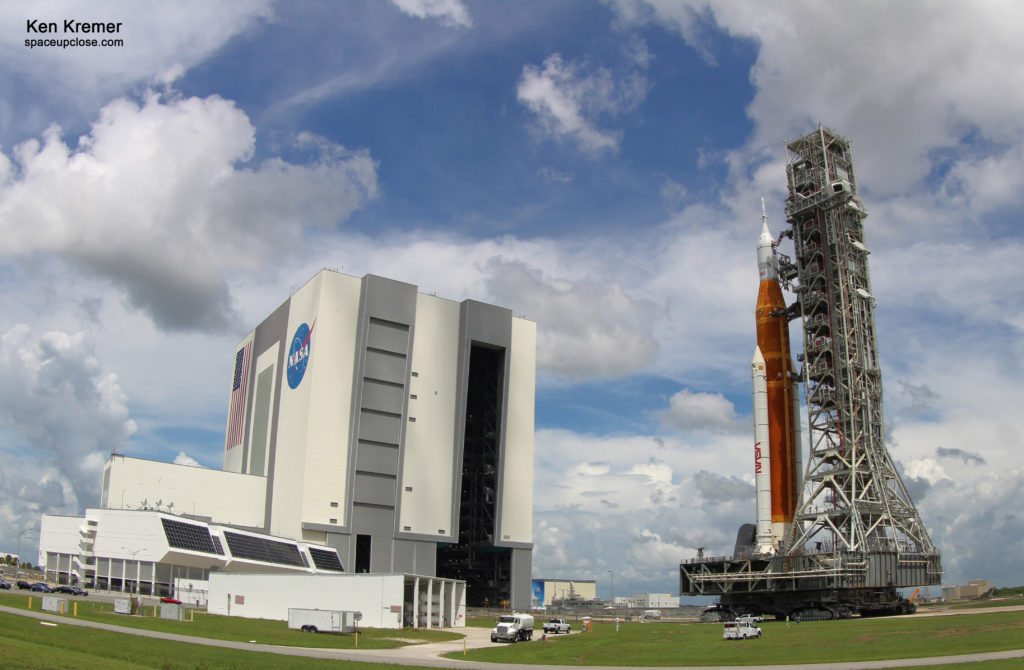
[751,346,773,553]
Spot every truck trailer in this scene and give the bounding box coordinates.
[287,608,358,634]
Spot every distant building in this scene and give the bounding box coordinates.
[39,270,536,612]
[532,578,598,608]
[613,593,679,608]
[942,579,992,601]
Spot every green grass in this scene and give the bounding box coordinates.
[466,615,500,628]
[0,592,459,650]
[3,593,1023,668]
[450,612,1024,666]
[0,611,411,669]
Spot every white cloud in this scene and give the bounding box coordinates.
[0,324,136,517]
[659,178,687,210]
[917,467,1024,587]
[531,428,755,592]
[173,452,202,467]
[615,1,1024,206]
[485,259,659,380]
[270,233,661,382]
[0,90,379,333]
[0,1,274,140]
[390,0,472,28]
[660,389,744,434]
[517,53,648,156]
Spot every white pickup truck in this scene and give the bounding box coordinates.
[542,618,571,634]
[722,621,762,640]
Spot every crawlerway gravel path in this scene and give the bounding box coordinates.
[2,604,1023,669]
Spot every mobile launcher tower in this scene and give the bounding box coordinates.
[680,126,942,620]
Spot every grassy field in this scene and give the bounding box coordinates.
[0,592,459,650]
[2,592,1022,669]
[0,610,414,670]
[453,611,1024,666]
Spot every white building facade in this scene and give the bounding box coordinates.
[40,507,344,599]
[612,593,680,608]
[39,270,536,610]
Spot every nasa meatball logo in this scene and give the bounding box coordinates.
[287,321,314,389]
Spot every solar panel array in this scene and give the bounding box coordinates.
[224,531,304,566]
[161,518,221,555]
[308,547,345,572]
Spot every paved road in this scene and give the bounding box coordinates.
[2,604,1022,669]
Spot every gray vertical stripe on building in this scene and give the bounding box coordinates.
[345,275,418,572]
[253,298,291,533]
[249,367,274,477]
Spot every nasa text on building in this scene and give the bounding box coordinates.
[40,270,536,611]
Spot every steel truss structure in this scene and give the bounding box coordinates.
[680,127,941,619]
[784,126,939,568]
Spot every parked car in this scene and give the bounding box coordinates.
[53,585,89,596]
[29,582,52,593]
[16,580,34,590]
[161,597,182,604]
[0,579,11,589]
[735,613,764,624]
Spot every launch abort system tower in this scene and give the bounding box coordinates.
[680,126,942,619]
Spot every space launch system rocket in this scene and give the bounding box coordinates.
[752,199,801,553]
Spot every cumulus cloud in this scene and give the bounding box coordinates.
[390,0,472,28]
[173,452,203,467]
[918,467,1024,586]
[530,427,755,591]
[484,259,659,379]
[0,324,135,527]
[517,53,648,156]
[0,2,274,142]
[613,1,1024,208]
[660,389,744,434]
[0,90,379,333]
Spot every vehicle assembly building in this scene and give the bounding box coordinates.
[39,270,536,612]
[681,126,942,620]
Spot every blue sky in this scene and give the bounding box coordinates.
[1,1,1022,600]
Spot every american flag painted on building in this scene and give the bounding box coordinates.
[226,341,252,450]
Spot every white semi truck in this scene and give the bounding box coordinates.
[288,608,358,634]
[491,613,535,642]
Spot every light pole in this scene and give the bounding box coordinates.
[122,546,144,595]
[608,569,615,607]
[16,527,36,579]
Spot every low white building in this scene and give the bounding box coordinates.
[613,593,679,608]
[208,572,465,629]
[40,508,345,598]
